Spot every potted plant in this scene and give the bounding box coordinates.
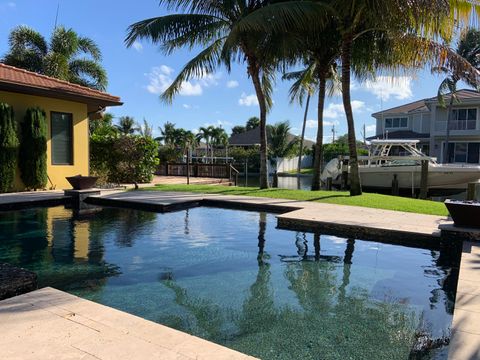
[444,199,480,228]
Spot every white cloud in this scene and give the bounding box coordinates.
[182,104,191,109]
[365,124,376,134]
[226,80,239,88]
[146,66,219,97]
[363,76,413,101]
[132,41,143,52]
[238,93,259,106]
[323,100,365,119]
[179,81,202,96]
[159,65,174,75]
[306,119,339,129]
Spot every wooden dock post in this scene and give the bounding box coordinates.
[467,182,477,201]
[391,174,399,196]
[419,160,428,199]
[326,177,333,191]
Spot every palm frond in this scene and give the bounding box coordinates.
[125,14,226,49]
[68,59,108,91]
[77,37,102,61]
[160,37,224,103]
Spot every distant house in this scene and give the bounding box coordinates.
[370,89,480,164]
[0,63,122,190]
[229,126,315,148]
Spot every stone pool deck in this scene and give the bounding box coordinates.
[3,189,480,359]
[0,287,256,360]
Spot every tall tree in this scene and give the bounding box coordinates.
[435,29,480,163]
[0,103,18,193]
[19,107,48,190]
[157,121,177,146]
[267,121,299,159]
[197,126,215,162]
[115,116,138,136]
[3,25,107,90]
[246,116,260,131]
[125,0,300,189]
[231,125,246,135]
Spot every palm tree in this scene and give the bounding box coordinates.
[267,121,299,164]
[435,29,480,163]
[284,47,340,190]
[138,119,154,139]
[157,121,177,147]
[3,25,107,90]
[125,1,299,189]
[197,126,215,162]
[210,126,229,160]
[115,116,138,136]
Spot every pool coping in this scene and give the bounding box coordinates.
[0,287,257,360]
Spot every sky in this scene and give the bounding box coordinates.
[0,0,461,142]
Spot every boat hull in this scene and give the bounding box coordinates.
[357,165,480,191]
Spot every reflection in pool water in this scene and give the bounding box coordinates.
[0,206,460,359]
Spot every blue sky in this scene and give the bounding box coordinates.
[0,0,457,141]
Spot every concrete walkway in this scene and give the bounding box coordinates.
[0,287,256,360]
[448,242,480,360]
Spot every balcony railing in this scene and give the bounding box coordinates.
[435,120,477,131]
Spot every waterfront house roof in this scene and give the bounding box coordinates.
[0,63,122,114]
[229,126,315,148]
[372,89,480,117]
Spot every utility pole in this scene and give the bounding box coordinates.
[54,2,60,30]
[331,125,336,143]
[363,123,366,144]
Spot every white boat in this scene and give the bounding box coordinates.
[321,139,480,194]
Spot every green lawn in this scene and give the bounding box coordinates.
[142,184,449,216]
[280,168,314,175]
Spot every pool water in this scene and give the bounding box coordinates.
[0,206,460,359]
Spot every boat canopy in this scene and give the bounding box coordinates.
[369,139,420,145]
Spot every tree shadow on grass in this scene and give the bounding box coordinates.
[309,194,350,201]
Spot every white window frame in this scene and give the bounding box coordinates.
[384,116,408,130]
[440,140,480,164]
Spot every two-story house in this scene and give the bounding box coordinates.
[370,89,480,164]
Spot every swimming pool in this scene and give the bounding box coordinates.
[0,206,459,359]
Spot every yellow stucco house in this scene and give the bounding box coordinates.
[0,63,122,191]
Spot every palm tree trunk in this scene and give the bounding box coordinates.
[297,93,310,189]
[249,59,269,189]
[341,34,362,196]
[444,94,454,163]
[312,74,326,190]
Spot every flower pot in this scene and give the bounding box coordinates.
[444,199,480,228]
[66,175,98,190]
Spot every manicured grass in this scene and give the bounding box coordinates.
[281,168,314,175]
[142,184,449,216]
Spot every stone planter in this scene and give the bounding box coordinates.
[445,199,480,228]
[66,175,98,190]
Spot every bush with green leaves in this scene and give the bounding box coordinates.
[19,107,48,190]
[229,146,260,172]
[0,103,19,193]
[90,133,159,186]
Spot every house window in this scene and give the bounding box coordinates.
[51,112,73,165]
[450,108,477,130]
[385,117,408,129]
[447,142,480,164]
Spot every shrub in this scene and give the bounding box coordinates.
[90,134,159,186]
[19,107,48,190]
[0,103,19,193]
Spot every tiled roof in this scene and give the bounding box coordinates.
[0,63,122,108]
[371,99,428,116]
[372,89,480,117]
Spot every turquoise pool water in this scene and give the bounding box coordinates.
[0,206,459,359]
